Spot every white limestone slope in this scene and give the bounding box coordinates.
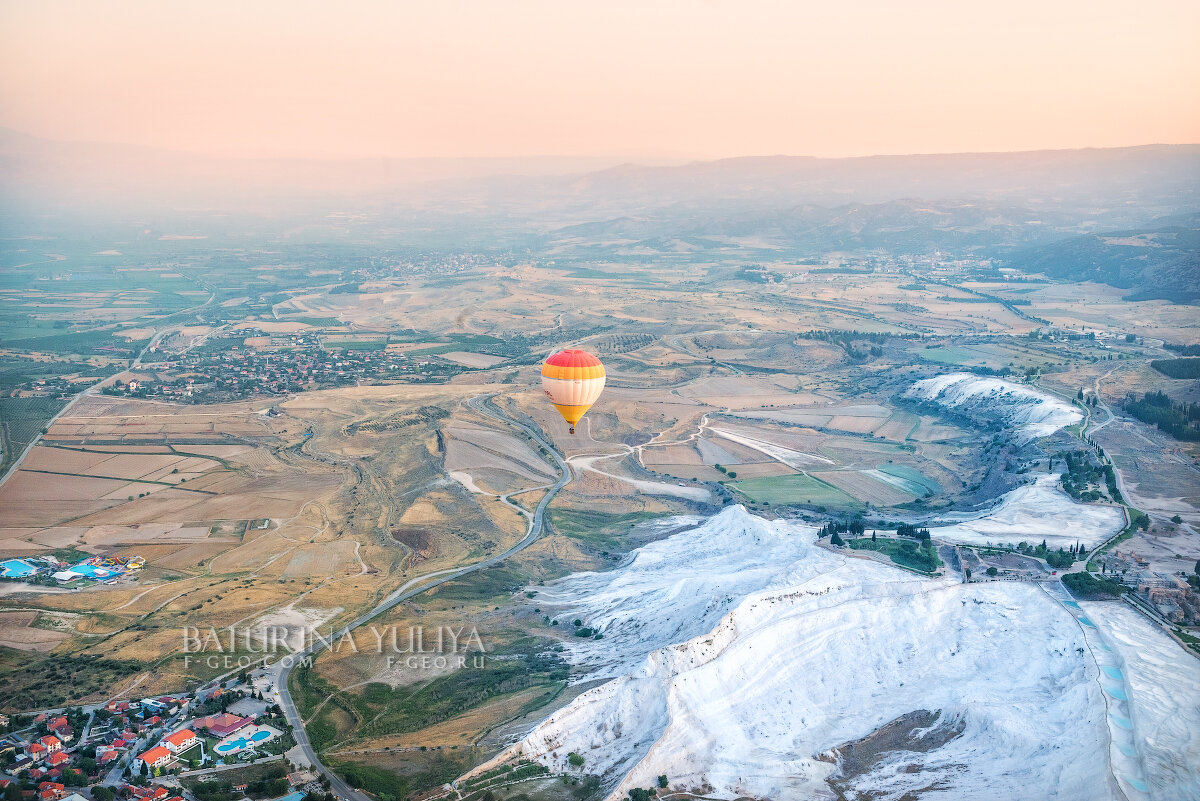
[906,372,1082,440]
[1081,601,1200,801]
[930,473,1125,549]
[503,508,1121,800]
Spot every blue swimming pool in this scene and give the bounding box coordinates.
[214,728,273,754]
[0,559,38,578]
[71,563,123,579]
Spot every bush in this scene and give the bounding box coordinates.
[568,752,585,767]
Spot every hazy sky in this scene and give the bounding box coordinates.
[2,0,1198,159]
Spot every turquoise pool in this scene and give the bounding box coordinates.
[214,728,272,754]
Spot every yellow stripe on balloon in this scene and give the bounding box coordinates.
[539,363,606,380]
[550,404,593,425]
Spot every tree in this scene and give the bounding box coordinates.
[658,776,669,789]
[986,567,998,577]
[91,789,115,801]
[831,531,845,547]
[568,751,585,767]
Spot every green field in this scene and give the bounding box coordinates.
[728,473,861,509]
[547,508,659,551]
[848,537,941,574]
[0,395,69,474]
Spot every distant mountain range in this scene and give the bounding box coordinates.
[2,128,1197,300]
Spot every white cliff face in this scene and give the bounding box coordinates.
[906,372,1082,440]
[530,506,830,679]
[503,508,1125,801]
[931,472,1125,549]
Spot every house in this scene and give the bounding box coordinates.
[11,756,33,773]
[53,726,73,743]
[134,745,173,772]
[37,782,65,801]
[28,742,47,761]
[144,716,162,727]
[45,752,69,769]
[111,738,129,749]
[38,736,63,753]
[47,717,67,731]
[96,748,118,765]
[161,728,198,753]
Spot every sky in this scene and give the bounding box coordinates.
[1,0,1198,160]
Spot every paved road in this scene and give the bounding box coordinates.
[272,395,569,801]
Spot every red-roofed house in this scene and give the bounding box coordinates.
[97,748,118,766]
[144,716,162,727]
[134,746,172,772]
[37,782,64,801]
[45,753,69,769]
[27,742,46,761]
[47,717,67,731]
[193,713,253,737]
[38,736,62,753]
[162,729,198,753]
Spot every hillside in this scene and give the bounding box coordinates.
[1005,219,1200,302]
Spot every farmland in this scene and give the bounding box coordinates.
[0,187,1197,798]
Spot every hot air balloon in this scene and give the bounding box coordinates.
[540,349,605,434]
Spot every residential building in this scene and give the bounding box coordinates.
[134,745,173,772]
[162,729,198,753]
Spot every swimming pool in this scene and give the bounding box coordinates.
[0,559,38,578]
[213,726,278,755]
[71,563,123,579]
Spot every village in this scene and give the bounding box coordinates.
[7,329,468,406]
[0,670,327,801]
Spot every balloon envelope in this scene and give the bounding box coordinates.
[540,349,605,432]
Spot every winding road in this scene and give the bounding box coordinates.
[270,394,569,800]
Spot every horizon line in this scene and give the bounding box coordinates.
[3,126,1198,166]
